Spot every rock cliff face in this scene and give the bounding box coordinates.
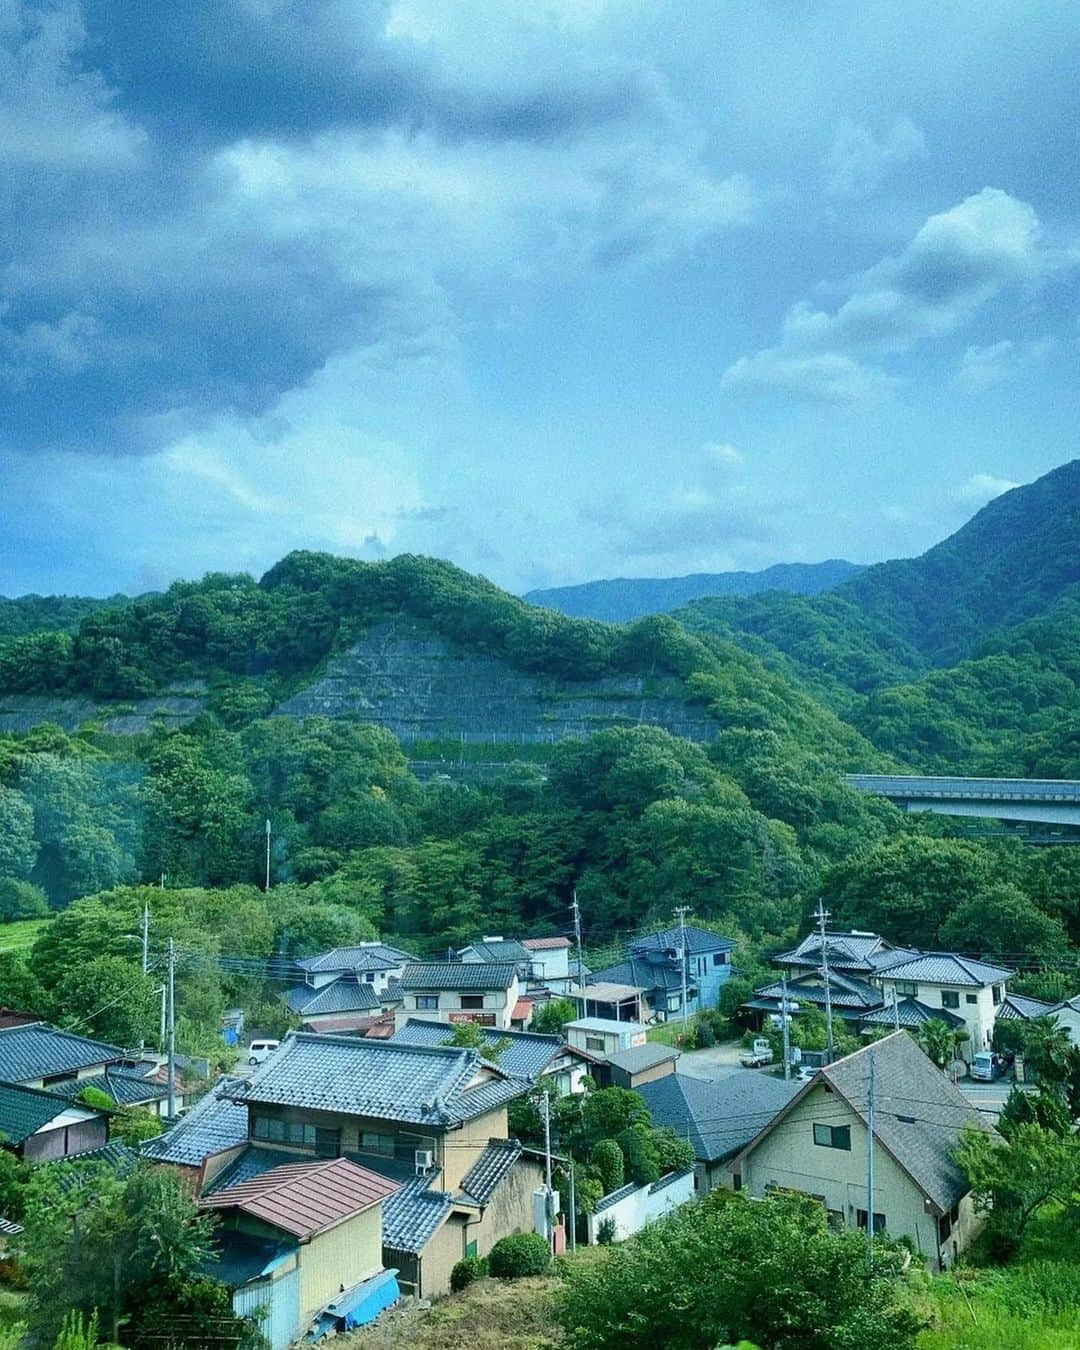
[274,619,716,743]
[0,689,205,735]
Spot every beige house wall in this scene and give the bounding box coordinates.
[396,975,521,1031]
[440,1107,509,1191]
[299,1206,383,1320]
[876,978,1002,1057]
[741,1082,971,1270]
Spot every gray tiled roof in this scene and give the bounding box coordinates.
[230,1032,527,1126]
[284,978,380,1017]
[48,1140,139,1188]
[605,1043,679,1075]
[391,1019,562,1081]
[141,1079,249,1167]
[860,998,964,1030]
[997,993,1056,1021]
[755,970,881,1011]
[630,925,735,956]
[459,939,531,964]
[382,1175,452,1254]
[295,944,415,974]
[749,1032,992,1213]
[459,1138,522,1205]
[46,1069,169,1108]
[401,961,517,991]
[591,956,683,995]
[878,954,1014,987]
[0,1023,123,1084]
[639,1071,800,1162]
[0,1081,83,1144]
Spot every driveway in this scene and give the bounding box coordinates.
[675,1038,748,1081]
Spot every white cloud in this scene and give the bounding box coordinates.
[953,338,1053,392]
[704,441,743,468]
[587,483,780,557]
[721,350,902,406]
[824,117,926,199]
[955,473,1019,506]
[722,188,1066,405]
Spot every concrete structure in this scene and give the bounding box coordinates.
[565,1017,648,1059]
[638,1071,801,1194]
[586,1168,694,1244]
[397,961,521,1031]
[734,1033,991,1271]
[845,774,1080,827]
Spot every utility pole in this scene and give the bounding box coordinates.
[816,900,835,1063]
[570,890,584,991]
[140,901,149,975]
[567,1159,577,1254]
[891,985,901,1032]
[166,938,176,1118]
[541,1091,555,1251]
[781,970,792,1081]
[675,905,690,1033]
[866,1049,876,1274]
[264,818,272,892]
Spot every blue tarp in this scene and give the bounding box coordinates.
[310,1268,400,1339]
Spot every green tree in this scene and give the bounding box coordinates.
[0,878,50,921]
[558,1189,919,1350]
[938,883,1068,961]
[956,1122,1080,1255]
[913,1020,962,1070]
[590,1139,625,1195]
[51,957,160,1047]
[530,997,578,1035]
[997,1085,1072,1139]
[0,786,37,880]
[616,1123,660,1185]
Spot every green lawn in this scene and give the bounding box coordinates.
[0,918,51,953]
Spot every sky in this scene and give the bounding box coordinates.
[2,1,1079,597]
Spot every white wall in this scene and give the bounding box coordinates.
[585,1171,694,1244]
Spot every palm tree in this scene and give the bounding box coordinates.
[1020,1016,1073,1086]
[915,1018,960,1069]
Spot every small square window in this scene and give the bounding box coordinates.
[941,991,960,1009]
[857,1210,886,1234]
[713,952,727,967]
[965,993,977,1005]
[461,995,485,1010]
[416,995,439,1010]
[813,1123,851,1151]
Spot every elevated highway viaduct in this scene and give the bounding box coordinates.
[843,775,1080,828]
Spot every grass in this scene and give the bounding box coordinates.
[914,1207,1080,1349]
[341,1274,564,1349]
[645,1022,687,1047]
[0,1288,27,1333]
[0,917,51,953]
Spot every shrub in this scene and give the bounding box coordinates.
[695,1016,716,1048]
[450,1255,488,1291]
[617,1123,660,1185]
[488,1232,551,1279]
[597,1217,616,1246]
[591,1139,625,1196]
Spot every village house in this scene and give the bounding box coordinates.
[521,936,576,994]
[292,943,416,998]
[586,925,735,1024]
[593,1043,679,1091]
[565,1017,648,1059]
[141,1077,251,1190]
[391,1018,596,1096]
[396,961,522,1031]
[629,925,736,1012]
[0,1081,109,1162]
[209,1032,544,1298]
[0,1022,127,1090]
[1050,994,1080,1046]
[732,1032,992,1270]
[874,954,1013,1057]
[201,1156,402,1349]
[282,975,383,1033]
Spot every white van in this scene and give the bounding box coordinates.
[247,1039,280,1066]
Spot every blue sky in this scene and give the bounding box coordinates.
[2,1,1078,596]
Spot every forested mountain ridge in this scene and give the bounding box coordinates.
[524,559,863,622]
[0,593,129,637]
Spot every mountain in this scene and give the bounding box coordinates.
[0,593,128,638]
[523,559,863,623]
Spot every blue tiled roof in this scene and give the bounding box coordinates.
[230,1033,528,1126]
[459,1138,522,1205]
[0,1081,82,1143]
[284,978,380,1017]
[459,940,530,964]
[295,944,415,974]
[878,953,1014,987]
[46,1070,167,1109]
[590,955,683,994]
[998,993,1056,1021]
[0,1023,123,1083]
[630,926,735,956]
[639,1071,800,1162]
[141,1079,249,1167]
[401,962,517,991]
[391,1019,562,1081]
[48,1140,139,1188]
[860,998,964,1029]
[203,1145,309,1194]
[382,1175,452,1254]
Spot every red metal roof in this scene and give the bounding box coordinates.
[201,1157,401,1239]
[522,937,571,950]
[511,999,534,1021]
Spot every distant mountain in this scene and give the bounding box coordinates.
[523,559,864,623]
[0,593,128,638]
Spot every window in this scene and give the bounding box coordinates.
[992,985,1003,1005]
[938,1212,952,1242]
[361,1130,395,1155]
[416,994,439,1010]
[941,990,960,1009]
[732,1171,741,1192]
[892,981,918,998]
[813,1123,851,1151]
[252,1116,316,1148]
[42,1071,77,1087]
[585,1035,606,1052]
[857,1210,886,1234]
[364,972,375,983]
[460,995,485,1010]
[965,993,977,1005]
[315,1128,340,1157]
[713,952,728,967]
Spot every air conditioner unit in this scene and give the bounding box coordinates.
[415,1149,434,1174]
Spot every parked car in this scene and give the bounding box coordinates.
[247,1039,280,1066]
[739,1037,774,1068]
[970,1050,1007,1081]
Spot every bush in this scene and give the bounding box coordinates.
[488,1232,551,1279]
[597,1217,616,1246]
[695,1016,716,1048]
[591,1139,625,1196]
[450,1255,488,1291]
